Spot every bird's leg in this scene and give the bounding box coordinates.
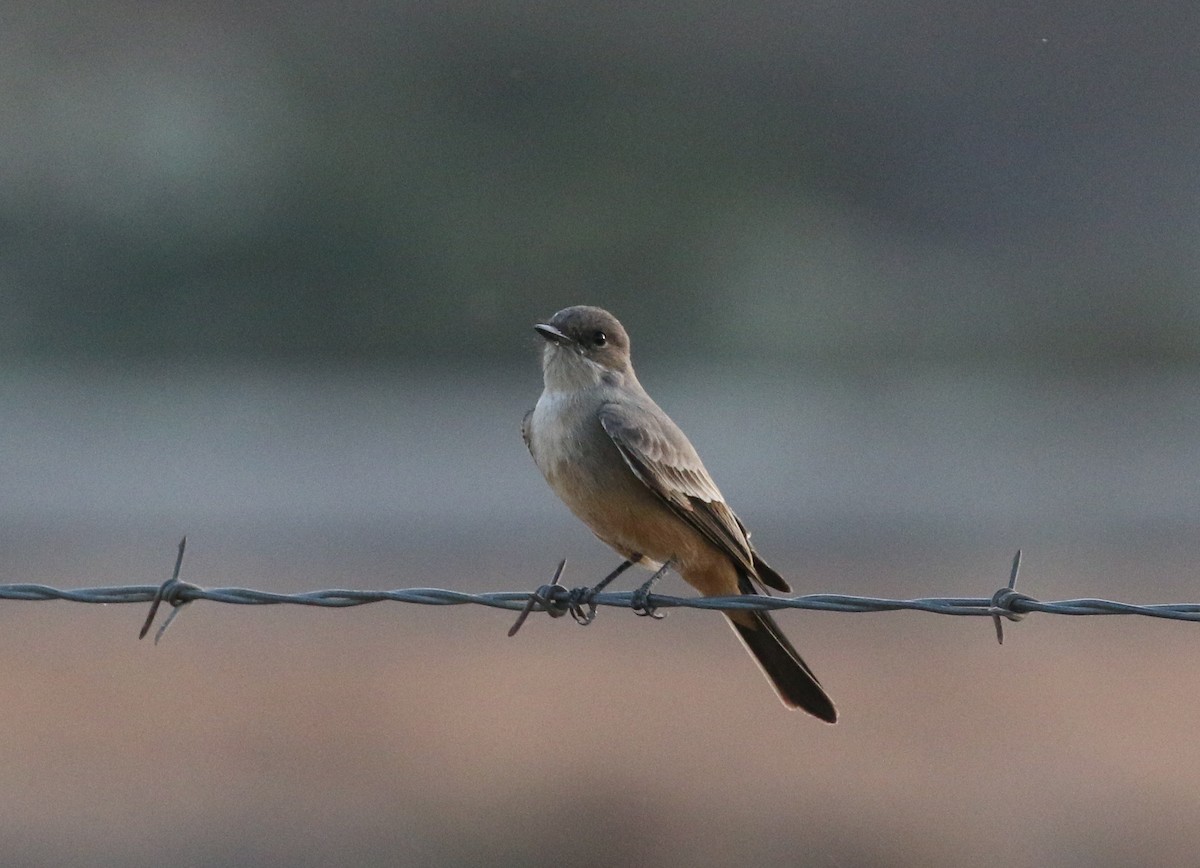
[567,554,642,625]
[592,555,641,594]
[630,559,672,619]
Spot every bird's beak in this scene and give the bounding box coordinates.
[534,323,573,346]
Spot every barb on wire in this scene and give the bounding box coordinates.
[2,545,1200,642]
[507,558,571,637]
[989,549,1035,644]
[138,536,195,644]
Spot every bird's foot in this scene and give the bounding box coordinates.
[630,560,672,619]
[563,555,642,625]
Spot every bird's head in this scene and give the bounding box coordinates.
[535,305,632,389]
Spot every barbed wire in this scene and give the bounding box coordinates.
[4,540,1199,644]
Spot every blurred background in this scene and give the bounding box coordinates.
[2,2,1199,865]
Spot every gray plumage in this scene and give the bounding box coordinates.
[524,305,836,722]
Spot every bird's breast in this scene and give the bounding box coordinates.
[529,389,617,493]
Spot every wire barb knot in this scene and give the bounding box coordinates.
[990,549,1028,645]
[138,536,199,644]
[508,559,597,637]
[989,586,1034,620]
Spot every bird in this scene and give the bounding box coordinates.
[522,305,836,721]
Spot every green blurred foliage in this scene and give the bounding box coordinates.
[2,2,1197,365]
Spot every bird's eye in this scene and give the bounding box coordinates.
[592,331,607,347]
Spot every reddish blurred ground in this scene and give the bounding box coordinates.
[1,541,1196,867]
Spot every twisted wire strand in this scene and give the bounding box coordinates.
[7,542,1199,646]
[4,582,1199,619]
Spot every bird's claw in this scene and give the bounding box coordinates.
[565,585,600,625]
[629,559,671,619]
[630,585,665,619]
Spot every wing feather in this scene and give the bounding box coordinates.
[521,409,534,456]
[598,401,767,582]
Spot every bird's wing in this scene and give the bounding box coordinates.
[598,400,761,580]
[521,408,534,456]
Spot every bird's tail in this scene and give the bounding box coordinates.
[727,610,837,723]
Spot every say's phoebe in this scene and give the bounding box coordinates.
[523,305,837,721]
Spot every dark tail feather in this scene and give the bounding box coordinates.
[751,551,791,593]
[728,611,837,723]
